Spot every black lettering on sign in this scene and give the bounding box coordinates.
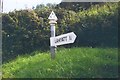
[55,38,59,43]
[62,36,67,42]
[55,36,67,43]
[69,36,72,40]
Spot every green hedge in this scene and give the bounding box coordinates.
[2,3,118,62]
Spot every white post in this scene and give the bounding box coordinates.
[48,11,58,59]
[50,23,56,59]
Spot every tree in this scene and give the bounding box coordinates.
[56,1,105,12]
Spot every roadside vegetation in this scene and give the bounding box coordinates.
[3,47,118,78]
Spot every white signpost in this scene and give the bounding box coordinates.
[50,32,76,46]
[48,11,77,59]
[48,11,58,59]
[48,11,58,21]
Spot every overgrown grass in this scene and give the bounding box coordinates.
[0,67,1,79]
[2,47,118,78]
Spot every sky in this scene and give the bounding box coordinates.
[3,0,62,13]
[3,0,118,13]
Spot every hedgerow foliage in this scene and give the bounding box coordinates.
[2,3,118,62]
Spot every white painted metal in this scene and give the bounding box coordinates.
[50,32,77,46]
[48,11,58,21]
[48,11,58,59]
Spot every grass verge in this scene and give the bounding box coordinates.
[2,47,118,78]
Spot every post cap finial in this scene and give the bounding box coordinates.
[48,11,58,21]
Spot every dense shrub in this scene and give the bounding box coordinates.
[72,3,118,47]
[2,3,118,62]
